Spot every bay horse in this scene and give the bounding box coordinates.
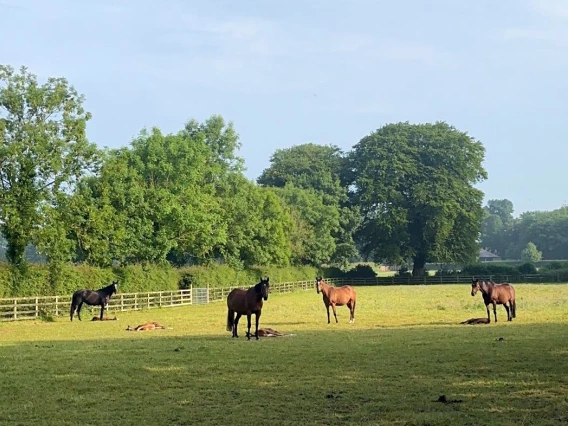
[70,281,118,321]
[470,278,516,323]
[315,276,356,324]
[226,277,270,340]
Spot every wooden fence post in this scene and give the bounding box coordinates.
[35,298,39,318]
[147,292,150,309]
[13,299,17,321]
[120,294,124,312]
[55,296,59,317]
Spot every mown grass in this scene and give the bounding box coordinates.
[1,284,567,425]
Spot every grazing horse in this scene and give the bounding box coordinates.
[226,277,270,340]
[70,281,118,321]
[471,279,516,323]
[315,276,356,324]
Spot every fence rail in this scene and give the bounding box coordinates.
[0,279,334,322]
[0,275,563,322]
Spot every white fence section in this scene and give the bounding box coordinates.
[0,278,339,322]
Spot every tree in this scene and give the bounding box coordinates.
[272,184,340,266]
[0,65,99,265]
[521,242,542,262]
[486,199,514,226]
[348,121,487,276]
[213,174,293,269]
[257,143,359,266]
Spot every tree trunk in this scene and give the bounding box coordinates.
[4,228,27,266]
[412,255,426,277]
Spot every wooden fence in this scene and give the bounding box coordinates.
[0,279,335,322]
[0,275,563,322]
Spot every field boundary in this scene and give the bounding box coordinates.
[1,275,565,322]
[0,279,341,322]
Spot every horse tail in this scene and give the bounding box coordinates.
[70,292,80,321]
[227,309,235,332]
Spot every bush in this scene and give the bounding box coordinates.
[517,262,537,275]
[180,265,318,288]
[540,268,568,282]
[343,264,377,279]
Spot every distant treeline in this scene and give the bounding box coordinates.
[0,64,564,295]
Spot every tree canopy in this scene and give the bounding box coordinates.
[347,122,487,275]
[6,64,566,278]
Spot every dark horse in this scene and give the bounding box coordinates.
[316,276,357,324]
[471,278,516,323]
[70,281,118,321]
[226,277,270,340]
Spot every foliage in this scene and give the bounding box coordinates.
[517,261,538,274]
[481,201,568,261]
[348,121,487,276]
[257,143,360,266]
[521,242,542,262]
[272,184,339,266]
[179,264,317,288]
[0,65,99,265]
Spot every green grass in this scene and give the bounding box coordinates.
[1,284,568,425]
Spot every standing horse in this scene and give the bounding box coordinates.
[316,276,357,324]
[70,281,118,321]
[226,277,270,340]
[470,278,516,323]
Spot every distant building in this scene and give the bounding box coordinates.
[479,248,501,262]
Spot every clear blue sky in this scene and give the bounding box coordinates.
[1,0,567,216]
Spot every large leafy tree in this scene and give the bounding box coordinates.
[272,184,340,266]
[257,143,359,266]
[0,65,99,265]
[348,121,487,276]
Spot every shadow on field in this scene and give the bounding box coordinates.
[1,323,568,425]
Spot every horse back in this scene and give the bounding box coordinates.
[227,288,247,311]
[328,285,356,304]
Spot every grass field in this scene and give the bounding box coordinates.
[1,284,567,425]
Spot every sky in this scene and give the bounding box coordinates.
[1,0,567,217]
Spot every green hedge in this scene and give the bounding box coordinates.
[0,262,319,297]
[180,265,318,288]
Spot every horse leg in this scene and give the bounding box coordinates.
[233,313,242,338]
[246,313,252,341]
[77,302,84,321]
[100,304,105,321]
[511,299,516,319]
[325,303,331,324]
[331,303,338,323]
[504,303,511,321]
[493,302,498,323]
[255,311,261,340]
[348,300,356,323]
[485,303,491,323]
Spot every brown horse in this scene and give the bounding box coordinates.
[471,278,516,323]
[226,277,270,340]
[126,322,169,331]
[316,276,356,324]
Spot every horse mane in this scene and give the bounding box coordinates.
[97,281,118,293]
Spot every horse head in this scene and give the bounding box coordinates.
[255,277,270,301]
[111,281,119,294]
[315,276,323,294]
[471,278,481,296]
